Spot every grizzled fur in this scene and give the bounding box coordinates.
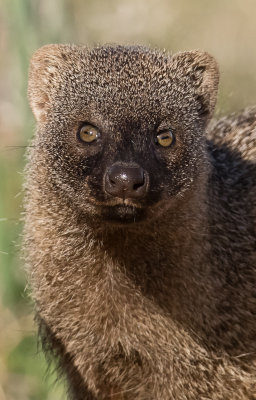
[24,44,256,399]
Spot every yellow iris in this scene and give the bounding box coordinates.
[156,130,174,147]
[79,124,100,143]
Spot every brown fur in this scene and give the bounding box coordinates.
[24,44,256,399]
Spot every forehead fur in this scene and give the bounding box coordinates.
[81,45,179,125]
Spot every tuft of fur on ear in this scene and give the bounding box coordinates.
[28,44,72,123]
[171,51,219,123]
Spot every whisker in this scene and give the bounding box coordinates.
[1,145,36,152]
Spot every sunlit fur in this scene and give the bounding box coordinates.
[24,44,256,399]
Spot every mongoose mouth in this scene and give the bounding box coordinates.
[100,204,147,224]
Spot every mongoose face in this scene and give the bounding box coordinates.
[28,45,219,225]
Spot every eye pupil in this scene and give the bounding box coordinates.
[156,130,174,147]
[161,134,169,140]
[79,124,100,143]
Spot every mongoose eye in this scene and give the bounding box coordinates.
[155,130,175,147]
[78,124,100,143]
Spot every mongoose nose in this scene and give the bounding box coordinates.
[105,163,147,200]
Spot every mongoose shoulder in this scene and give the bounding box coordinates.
[24,44,256,399]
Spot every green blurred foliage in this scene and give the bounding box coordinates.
[0,0,255,398]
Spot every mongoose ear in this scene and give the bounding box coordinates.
[172,51,219,123]
[28,44,71,123]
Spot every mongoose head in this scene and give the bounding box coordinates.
[28,44,219,225]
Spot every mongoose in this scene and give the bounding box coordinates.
[24,44,256,399]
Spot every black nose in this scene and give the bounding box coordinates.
[105,163,148,200]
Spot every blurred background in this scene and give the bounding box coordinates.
[0,0,255,398]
